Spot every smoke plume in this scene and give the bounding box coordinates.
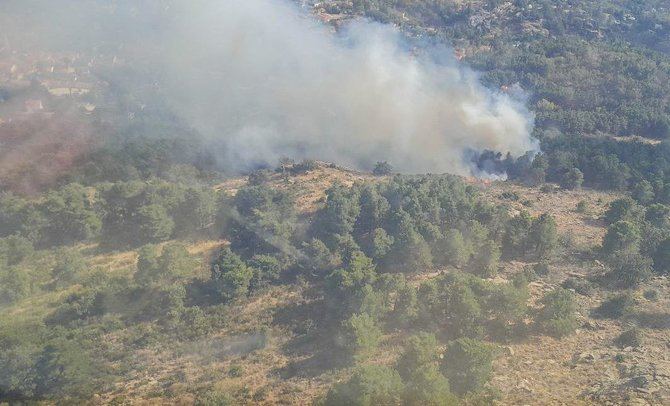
[1,0,537,175]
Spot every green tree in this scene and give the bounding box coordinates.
[210,248,253,302]
[468,239,500,277]
[372,161,393,176]
[339,313,382,362]
[34,337,96,399]
[0,235,34,266]
[136,204,174,244]
[652,238,670,274]
[299,238,336,277]
[560,168,584,190]
[604,197,643,226]
[397,332,440,381]
[607,250,653,288]
[39,183,102,247]
[403,364,458,406]
[502,210,532,258]
[134,244,160,287]
[530,213,559,259]
[52,249,87,286]
[441,338,496,395]
[632,180,655,205]
[249,254,283,288]
[602,221,641,256]
[172,187,217,237]
[387,212,433,273]
[435,229,470,268]
[534,288,578,337]
[0,266,31,304]
[390,283,418,328]
[324,365,404,406]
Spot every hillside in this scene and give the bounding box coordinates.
[2,1,670,405]
[1,163,668,405]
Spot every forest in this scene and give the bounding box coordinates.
[1,0,670,404]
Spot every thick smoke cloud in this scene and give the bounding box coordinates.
[1,0,537,175]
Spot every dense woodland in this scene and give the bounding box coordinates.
[1,0,670,404]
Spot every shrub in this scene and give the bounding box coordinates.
[397,332,439,380]
[530,214,559,259]
[614,328,642,348]
[534,288,578,337]
[249,254,283,289]
[247,169,271,185]
[643,289,659,301]
[0,236,34,266]
[652,238,670,275]
[52,249,87,286]
[533,261,550,276]
[403,364,458,406]
[601,221,640,256]
[134,244,160,287]
[324,364,404,406]
[195,390,235,406]
[441,338,496,395]
[594,293,635,319]
[338,313,382,362]
[468,240,500,278]
[561,168,584,190]
[0,266,31,304]
[292,159,319,174]
[561,277,593,296]
[606,250,652,288]
[136,204,175,244]
[372,161,393,176]
[576,200,588,213]
[210,248,253,302]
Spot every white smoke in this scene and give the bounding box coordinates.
[1,0,537,175]
[159,0,537,174]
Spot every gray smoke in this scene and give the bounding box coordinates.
[1,0,537,175]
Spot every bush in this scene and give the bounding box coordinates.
[292,159,319,174]
[534,288,578,337]
[601,221,640,256]
[530,214,559,259]
[533,261,550,276]
[643,289,659,301]
[614,328,642,348]
[324,364,404,406]
[604,198,643,226]
[576,200,588,213]
[247,169,271,185]
[136,204,175,244]
[52,249,87,286]
[372,161,393,176]
[562,277,593,296]
[594,293,635,319]
[561,168,584,190]
[0,266,31,304]
[468,240,500,278]
[0,236,34,266]
[441,338,496,395]
[195,390,235,406]
[134,244,160,287]
[397,332,439,380]
[652,238,670,274]
[606,250,652,288]
[210,248,253,302]
[249,254,283,289]
[338,313,382,362]
[403,364,458,406]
